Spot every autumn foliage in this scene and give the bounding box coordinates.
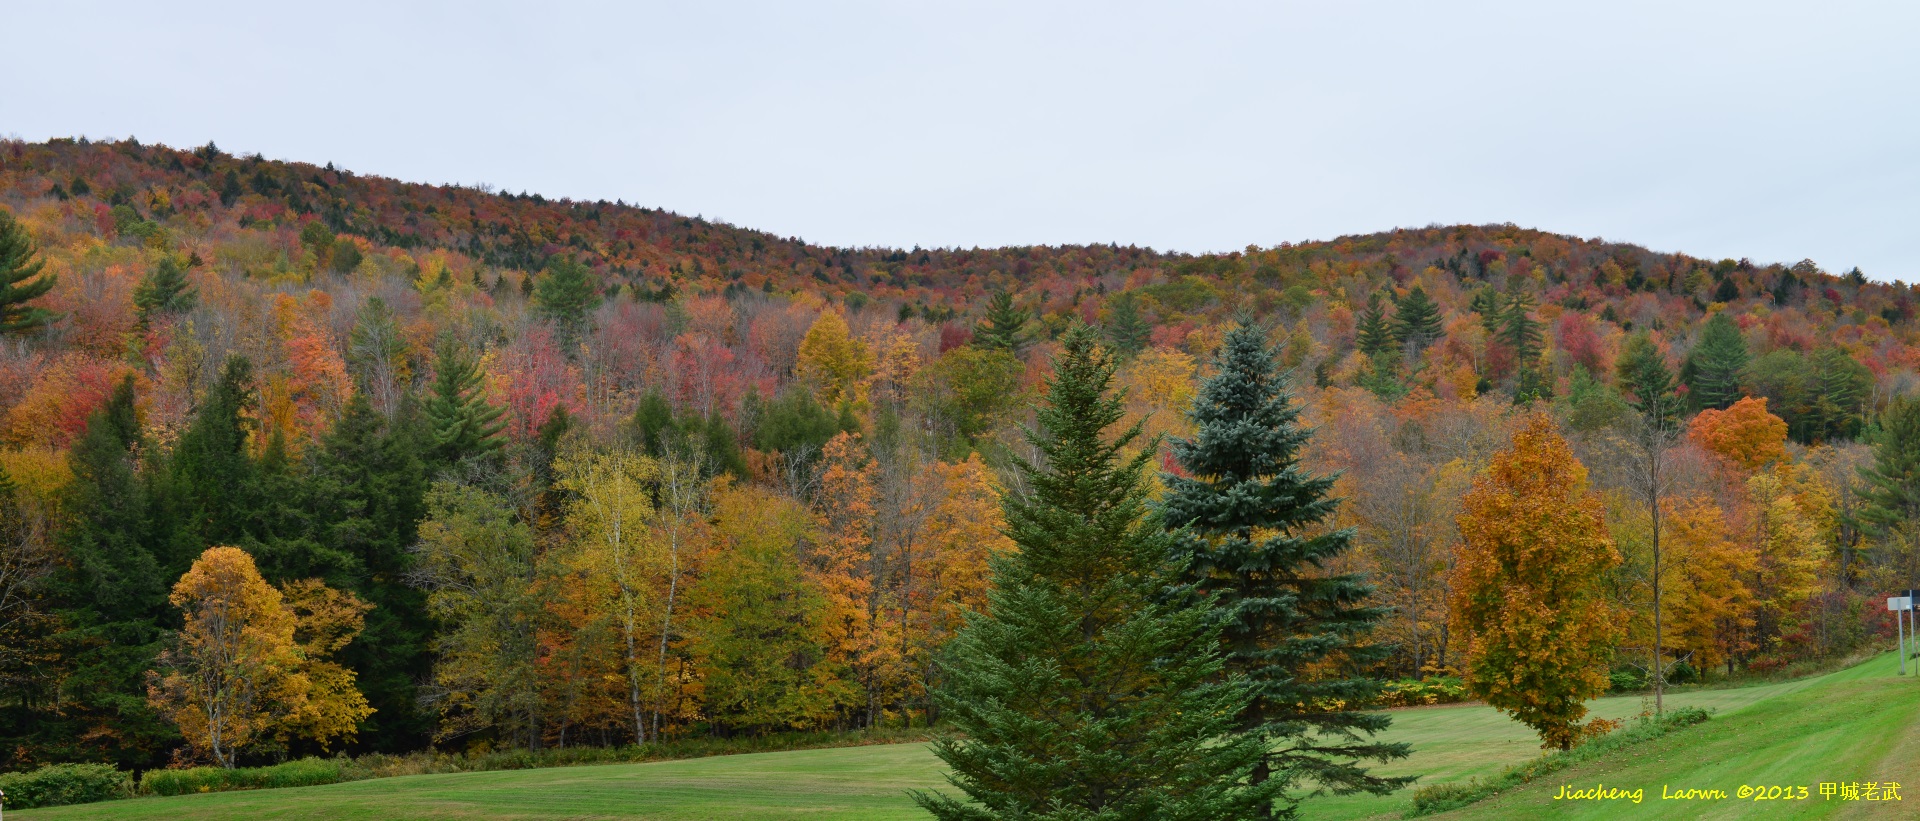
[1452,417,1623,750]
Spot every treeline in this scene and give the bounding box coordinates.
[0,138,1915,812]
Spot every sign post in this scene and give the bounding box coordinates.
[1908,589,1920,667]
[1892,596,1914,675]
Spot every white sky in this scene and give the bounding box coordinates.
[5,1,1916,281]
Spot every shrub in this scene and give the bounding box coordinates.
[1375,676,1470,707]
[1609,668,1648,692]
[141,758,344,796]
[1666,661,1698,685]
[0,762,133,809]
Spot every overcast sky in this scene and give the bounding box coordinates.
[5,2,1916,280]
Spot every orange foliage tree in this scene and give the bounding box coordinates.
[1451,416,1622,749]
[1688,396,1788,471]
[1658,499,1755,675]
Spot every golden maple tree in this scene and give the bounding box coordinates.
[1451,416,1622,750]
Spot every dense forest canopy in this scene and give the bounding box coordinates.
[0,136,1916,787]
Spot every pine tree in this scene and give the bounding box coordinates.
[1498,291,1544,363]
[534,256,602,351]
[1161,322,1411,817]
[424,342,508,466]
[219,170,244,207]
[302,391,433,748]
[1682,312,1748,412]
[1500,292,1549,401]
[1857,396,1920,535]
[1106,291,1152,357]
[162,357,266,569]
[1807,346,1869,442]
[1356,292,1394,357]
[973,290,1030,353]
[1469,286,1502,334]
[1615,332,1680,430]
[1391,285,1443,356]
[0,206,60,335]
[51,377,178,764]
[916,324,1278,820]
[133,256,197,327]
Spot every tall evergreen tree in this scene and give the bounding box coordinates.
[1469,286,1502,334]
[1498,291,1544,363]
[917,324,1278,821]
[1857,396,1920,536]
[0,206,60,335]
[1161,323,1410,817]
[301,391,434,748]
[1355,293,1394,357]
[1500,292,1549,401]
[50,377,177,764]
[161,357,265,570]
[973,290,1030,353]
[132,256,197,327]
[533,256,602,351]
[424,342,508,467]
[1105,291,1151,357]
[1807,346,1870,442]
[1681,312,1748,412]
[1390,285,1443,356]
[1615,332,1680,430]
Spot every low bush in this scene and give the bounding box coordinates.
[1404,707,1712,817]
[141,757,345,796]
[1375,676,1470,707]
[0,762,133,809]
[1608,668,1648,692]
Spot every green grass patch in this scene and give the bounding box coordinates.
[1405,707,1713,817]
[15,654,1916,820]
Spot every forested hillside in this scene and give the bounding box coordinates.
[0,136,1916,776]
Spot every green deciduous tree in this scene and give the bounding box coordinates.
[917,324,1277,821]
[1161,322,1410,818]
[411,480,548,748]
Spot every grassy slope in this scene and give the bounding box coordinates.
[1419,652,1920,821]
[21,654,1915,820]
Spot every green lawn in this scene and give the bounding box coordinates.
[21,653,1918,820]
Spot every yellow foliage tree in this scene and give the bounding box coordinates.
[148,547,371,767]
[1451,416,1622,750]
[552,445,667,744]
[1744,468,1829,655]
[685,481,843,731]
[1117,347,1197,470]
[809,432,901,726]
[795,308,872,408]
[905,454,1013,718]
[1659,499,1755,674]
